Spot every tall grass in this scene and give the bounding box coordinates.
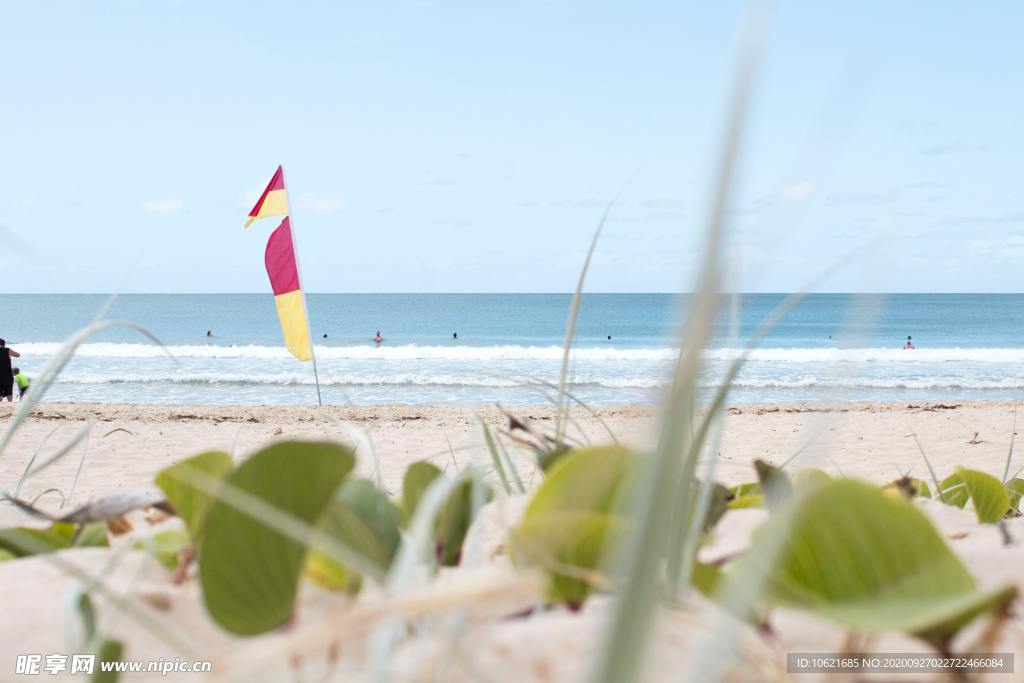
[593,19,762,683]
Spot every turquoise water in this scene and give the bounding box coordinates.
[4,293,1024,405]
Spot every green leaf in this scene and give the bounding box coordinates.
[730,481,761,498]
[883,477,932,499]
[754,459,792,510]
[400,461,492,566]
[75,593,97,648]
[744,478,1017,651]
[1006,478,1024,512]
[49,522,109,548]
[91,638,124,683]
[306,479,400,593]
[727,493,764,509]
[0,527,70,557]
[702,482,733,532]
[134,530,189,570]
[400,461,443,527]
[938,473,968,508]
[0,549,16,562]
[199,441,355,635]
[791,468,830,490]
[511,511,623,605]
[525,446,641,519]
[155,450,234,539]
[955,467,1011,524]
[435,478,491,566]
[511,446,640,603]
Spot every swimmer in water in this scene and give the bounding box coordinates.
[375,330,383,344]
[453,332,458,340]
[206,330,213,337]
[904,335,915,350]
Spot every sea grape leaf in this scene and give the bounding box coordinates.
[883,477,932,499]
[511,446,640,603]
[938,473,968,508]
[954,467,1010,524]
[0,549,17,562]
[743,478,1017,651]
[305,479,400,593]
[92,638,124,683]
[703,482,732,532]
[730,481,761,498]
[524,445,641,519]
[400,460,492,566]
[754,459,792,510]
[134,530,189,570]
[727,493,764,509]
[0,527,71,557]
[440,477,496,566]
[791,468,831,490]
[155,450,234,539]
[1006,478,1024,512]
[400,461,443,527]
[510,511,623,605]
[199,441,354,635]
[50,522,110,548]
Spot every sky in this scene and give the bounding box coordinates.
[1,1,1021,294]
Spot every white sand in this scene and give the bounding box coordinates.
[0,400,1021,681]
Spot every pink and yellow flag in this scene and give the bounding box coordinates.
[244,165,289,228]
[264,216,313,361]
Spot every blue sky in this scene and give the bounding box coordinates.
[1,1,1021,293]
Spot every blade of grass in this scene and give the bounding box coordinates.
[494,431,526,494]
[593,20,760,683]
[1002,403,1018,483]
[63,418,94,508]
[480,419,511,495]
[555,188,628,448]
[908,433,944,503]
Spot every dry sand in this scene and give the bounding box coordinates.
[0,400,1022,681]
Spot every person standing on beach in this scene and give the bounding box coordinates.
[0,339,21,405]
[13,368,29,399]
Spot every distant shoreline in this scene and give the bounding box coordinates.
[10,399,1014,422]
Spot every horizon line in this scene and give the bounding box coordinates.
[4,291,1024,296]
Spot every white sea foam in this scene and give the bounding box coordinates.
[51,371,669,390]
[14,342,677,361]
[17,342,1024,363]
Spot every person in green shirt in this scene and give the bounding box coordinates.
[12,368,29,399]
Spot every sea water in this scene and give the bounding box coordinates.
[4,293,1024,406]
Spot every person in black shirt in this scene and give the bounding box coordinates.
[0,338,21,405]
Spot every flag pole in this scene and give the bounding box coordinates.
[280,165,323,407]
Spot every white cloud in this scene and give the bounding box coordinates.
[920,138,989,156]
[143,199,185,214]
[781,180,813,202]
[295,192,345,213]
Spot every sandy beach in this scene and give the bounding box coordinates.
[1,400,1022,681]
[2,400,1019,524]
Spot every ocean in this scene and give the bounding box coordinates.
[4,293,1024,406]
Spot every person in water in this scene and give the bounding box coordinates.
[375,330,383,344]
[904,335,915,350]
[453,332,458,340]
[13,368,29,398]
[206,330,213,337]
[323,333,328,339]
[0,339,21,405]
